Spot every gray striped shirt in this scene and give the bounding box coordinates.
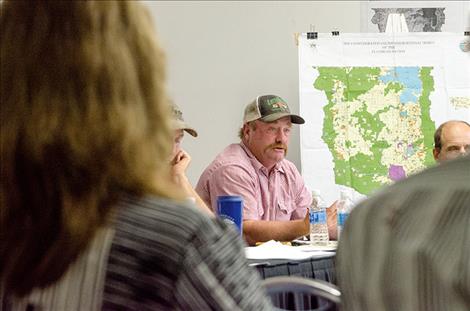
[337,155,470,311]
[3,195,273,310]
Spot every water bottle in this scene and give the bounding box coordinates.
[309,190,329,246]
[337,189,353,240]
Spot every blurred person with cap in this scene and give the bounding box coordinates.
[196,95,320,245]
[433,120,470,163]
[170,101,213,215]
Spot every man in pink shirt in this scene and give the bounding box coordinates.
[196,95,312,245]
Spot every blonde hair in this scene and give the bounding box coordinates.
[1,1,176,296]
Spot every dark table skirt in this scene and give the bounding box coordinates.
[248,254,336,284]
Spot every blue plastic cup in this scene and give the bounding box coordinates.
[217,195,243,234]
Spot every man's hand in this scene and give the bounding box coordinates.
[171,149,191,177]
[304,206,310,227]
[327,201,338,240]
[170,149,214,216]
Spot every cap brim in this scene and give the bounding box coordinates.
[183,128,198,137]
[174,120,198,137]
[260,112,305,124]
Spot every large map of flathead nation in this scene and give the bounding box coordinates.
[314,66,435,194]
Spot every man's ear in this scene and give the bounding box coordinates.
[432,148,440,161]
[243,124,250,139]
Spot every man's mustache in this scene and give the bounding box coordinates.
[264,143,288,153]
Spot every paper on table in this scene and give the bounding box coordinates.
[245,240,335,260]
[295,241,338,252]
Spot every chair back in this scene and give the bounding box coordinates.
[262,276,341,311]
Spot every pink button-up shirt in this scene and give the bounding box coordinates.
[195,143,311,221]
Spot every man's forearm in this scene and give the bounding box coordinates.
[174,173,214,216]
[242,219,309,246]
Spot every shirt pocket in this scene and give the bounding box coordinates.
[275,198,294,221]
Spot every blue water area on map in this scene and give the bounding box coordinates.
[379,67,422,104]
[406,144,415,157]
[378,70,395,84]
[400,88,420,104]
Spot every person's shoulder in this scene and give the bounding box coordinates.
[209,143,252,170]
[105,195,244,307]
[114,195,216,244]
[197,144,255,190]
[219,143,249,161]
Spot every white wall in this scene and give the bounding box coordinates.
[146,1,361,185]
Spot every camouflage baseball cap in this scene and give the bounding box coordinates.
[171,102,198,137]
[243,95,305,124]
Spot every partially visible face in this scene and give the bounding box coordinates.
[244,116,292,170]
[434,122,470,163]
[172,129,184,159]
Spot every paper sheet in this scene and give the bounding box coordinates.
[245,240,335,260]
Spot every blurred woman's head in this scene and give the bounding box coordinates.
[1,1,174,296]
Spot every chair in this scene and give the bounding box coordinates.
[262,276,341,311]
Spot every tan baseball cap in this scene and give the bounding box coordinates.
[243,95,305,124]
[171,103,198,137]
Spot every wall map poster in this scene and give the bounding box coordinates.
[298,32,470,204]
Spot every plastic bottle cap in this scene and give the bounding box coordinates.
[312,189,321,197]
